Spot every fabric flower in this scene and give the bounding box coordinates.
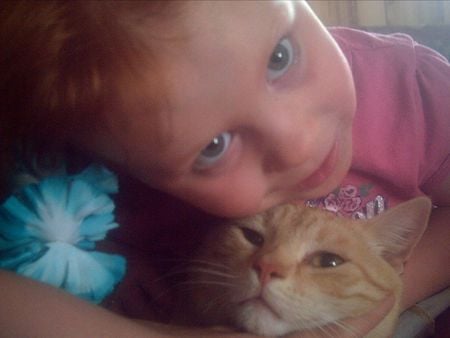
[0,165,126,303]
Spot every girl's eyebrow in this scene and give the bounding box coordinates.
[272,1,296,33]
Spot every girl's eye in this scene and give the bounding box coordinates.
[310,252,345,268]
[267,37,295,81]
[241,227,264,247]
[194,132,232,169]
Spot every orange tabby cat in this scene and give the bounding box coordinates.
[183,197,431,337]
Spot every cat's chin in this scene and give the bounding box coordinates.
[236,299,293,336]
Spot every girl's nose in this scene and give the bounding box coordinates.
[258,112,307,173]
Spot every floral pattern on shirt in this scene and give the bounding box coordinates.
[306,184,387,219]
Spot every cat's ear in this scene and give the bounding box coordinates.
[366,197,432,273]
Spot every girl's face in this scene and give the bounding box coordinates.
[84,1,356,217]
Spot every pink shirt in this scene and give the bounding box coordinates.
[307,28,450,219]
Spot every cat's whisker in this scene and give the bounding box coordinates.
[311,316,337,338]
[198,290,236,318]
[333,319,359,338]
[140,257,232,274]
[174,278,240,315]
[145,261,234,287]
[303,327,322,338]
[314,314,357,338]
[309,317,358,338]
[291,310,342,338]
[314,328,327,338]
[144,265,193,285]
[199,294,226,315]
[322,323,344,338]
[187,267,238,279]
[136,256,227,266]
[303,318,331,338]
[151,287,174,303]
[303,318,341,338]
[187,258,232,271]
[176,279,237,289]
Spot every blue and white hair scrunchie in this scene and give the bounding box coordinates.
[0,164,126,303]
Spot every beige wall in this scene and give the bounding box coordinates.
[308,0,450,27]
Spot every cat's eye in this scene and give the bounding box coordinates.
[267,37,295,81]
[310,252,345,268]
[240,227,264,247]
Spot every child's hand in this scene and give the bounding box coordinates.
[134,321,258,337]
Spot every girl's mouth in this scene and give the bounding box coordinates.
[298,141,338,191]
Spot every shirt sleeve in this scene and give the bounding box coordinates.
[331,28,450,205]
[415,43,450,195]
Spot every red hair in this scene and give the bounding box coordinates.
[0,1,180,196]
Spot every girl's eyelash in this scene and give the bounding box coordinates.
[193,132,232,170]
[191,132,242,176]
[267,36,297,82]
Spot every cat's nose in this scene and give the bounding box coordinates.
[253,259,289,287]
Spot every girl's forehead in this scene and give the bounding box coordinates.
[145,1,297,115]
[148,1,296,47]
[152,4,297,138]
[151,5,293,129]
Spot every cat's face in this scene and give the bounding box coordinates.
[187,198,430,336]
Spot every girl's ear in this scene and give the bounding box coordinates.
[366,197,432,273]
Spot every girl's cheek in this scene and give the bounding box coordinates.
[185,164,268,217]
[195,187,265,217]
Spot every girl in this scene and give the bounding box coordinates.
[0,1,448,337]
